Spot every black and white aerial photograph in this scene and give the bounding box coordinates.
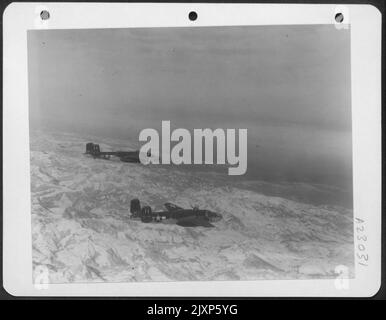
[27,25,353,283]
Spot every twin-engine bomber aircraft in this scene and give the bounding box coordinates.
[85,142,141,163]
[130,199,222,228]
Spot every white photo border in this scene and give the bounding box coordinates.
[3,3,382,297]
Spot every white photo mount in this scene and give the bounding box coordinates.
[2,3,382,297]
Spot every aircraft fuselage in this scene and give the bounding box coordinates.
[130,199,222,227]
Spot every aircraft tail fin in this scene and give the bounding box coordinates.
[130,198,141,216]
[86,142,94,154]
[85,143,101,156]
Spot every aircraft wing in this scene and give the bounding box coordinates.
[164,202,184,211]
[176,216,215,228]
[120,156,140,163]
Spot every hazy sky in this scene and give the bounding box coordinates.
[28,25,352,189]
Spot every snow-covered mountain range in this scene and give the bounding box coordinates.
[30,130,354,283]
